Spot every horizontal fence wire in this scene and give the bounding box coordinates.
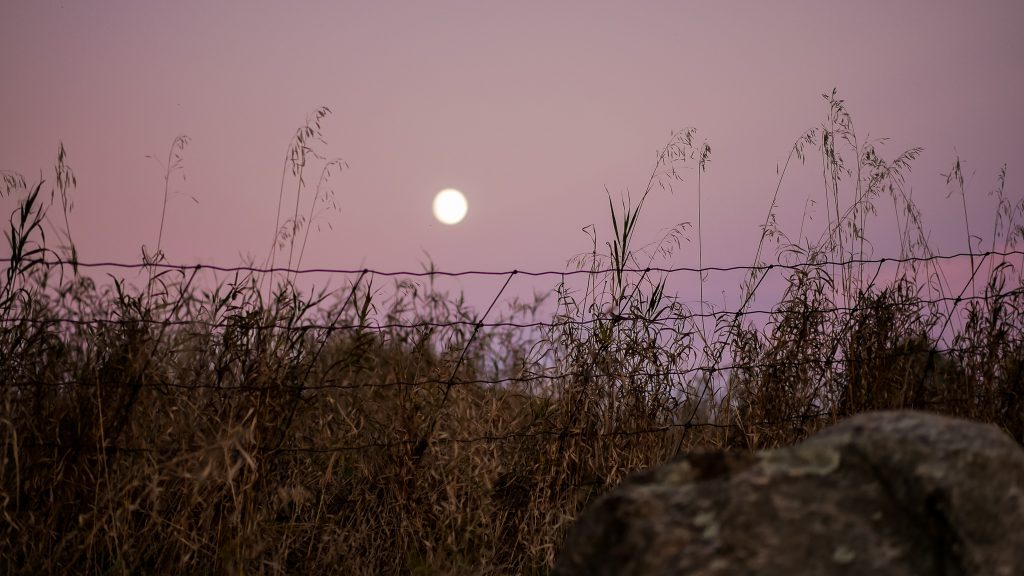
[3,249,1023,278]
[4,336,1012,393]
[2,290,1019,332]
[16,412,836,456]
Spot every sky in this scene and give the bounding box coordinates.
[2,1,1023,312]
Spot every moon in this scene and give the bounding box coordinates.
[432,188,468,225]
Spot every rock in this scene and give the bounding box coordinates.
[556,411,1024,576]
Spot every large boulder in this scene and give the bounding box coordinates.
[556,411,1024,575]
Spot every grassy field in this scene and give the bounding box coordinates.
[2,92,1022,574]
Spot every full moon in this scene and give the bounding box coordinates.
[432,188,468,225]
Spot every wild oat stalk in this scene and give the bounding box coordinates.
[262,107,345,294]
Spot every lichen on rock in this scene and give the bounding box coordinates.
[556,411,1024,576]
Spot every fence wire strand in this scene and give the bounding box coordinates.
[3,249,1022,278]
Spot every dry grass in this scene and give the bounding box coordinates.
[1,91,1022,574]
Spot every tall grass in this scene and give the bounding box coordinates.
[1,91,1021,574]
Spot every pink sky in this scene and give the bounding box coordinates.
[2,1,1023,311]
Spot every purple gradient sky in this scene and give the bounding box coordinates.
[2,2,1022,309]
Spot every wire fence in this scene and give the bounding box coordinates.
[4,248,1024,457]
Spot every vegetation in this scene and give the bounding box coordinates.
[1,91,1021,574]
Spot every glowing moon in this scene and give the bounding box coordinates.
[432,188,468,225]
